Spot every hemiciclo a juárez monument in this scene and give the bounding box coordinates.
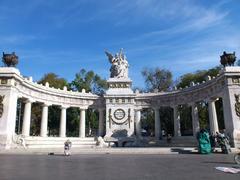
[0,50,240,149]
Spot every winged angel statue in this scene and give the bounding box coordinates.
[105,49,129,78]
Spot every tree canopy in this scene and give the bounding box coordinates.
[177,66,221,88]
[141,67,173,92]
[70,69,107,95]
[38,73,68,89]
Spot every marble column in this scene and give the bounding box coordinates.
[22,99,33,136]
[173,105,181,137]
[40,103,50,137]
[60,106,68,137]
[79,107,86,138]
[154,108,161,140]
[208,99,219,134]
[135,108,142,138]
[191,103,200,136]
[98,108,105,137]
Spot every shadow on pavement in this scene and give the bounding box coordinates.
[171,148,199,154]
[203,161,235,165]
[48,153,66,156]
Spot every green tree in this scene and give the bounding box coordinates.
[160,107,174,135]
[142,67,173,92]
[38,73,68,89]
[70,69,107,136]
[141,109,154,136]
[70,69,107,95]
[197,102,209,130]
[66,107,80,137]
[37,73,69,136]
[179,105,193,135]
[177,66,221,88]
[141,67,173,136]
[177,66,224,132]
[30,103,42,136]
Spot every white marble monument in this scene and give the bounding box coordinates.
[0,51,240,149]
[104,49,136,146]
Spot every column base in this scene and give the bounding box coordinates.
[232,130,240,148]
[0,134,12,149]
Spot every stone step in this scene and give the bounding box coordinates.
[140,136,198,147]
[26,144,96,149]
[23,137,97,149]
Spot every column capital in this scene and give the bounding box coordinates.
[135,107,142,112]
[98,108,105,112]
[61,105,69,109]
[42,102,52,107]
[153,107,160,111]
[79,106,88,110]
[171,104,179,109]
[188,102,197,106]
[24,98,35,103]
[206,98,218,103]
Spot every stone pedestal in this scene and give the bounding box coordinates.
[0,70,19,149]
[104,78,136,146]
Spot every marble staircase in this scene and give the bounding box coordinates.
[23,137,97,149]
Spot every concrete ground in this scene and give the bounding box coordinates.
[0,147,238,155]
[0,148,239,180]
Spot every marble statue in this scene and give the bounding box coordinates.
[105,49,129,78]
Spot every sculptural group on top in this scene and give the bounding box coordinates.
[105,49,129,79]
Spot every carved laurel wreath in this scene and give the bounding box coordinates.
[234,94,240,117]
[0,95,5,118]
[108,108,131,128]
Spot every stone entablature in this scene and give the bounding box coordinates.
[0,68,100,108]
[1,67,238,110]
[135,67,236,108]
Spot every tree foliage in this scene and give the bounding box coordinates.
[38,73,68,89]
[177,66,221,88]
[70,69,107,95]
[69,69,107,136]
[141,66,224,136]
[38,73,68,136]
[142,67,173,92]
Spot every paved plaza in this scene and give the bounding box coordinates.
[0,153,239,180]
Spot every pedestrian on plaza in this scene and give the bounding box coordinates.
[64,139,72,156]
[166,134,172,143]
[209,132,216,152]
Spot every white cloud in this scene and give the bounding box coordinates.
[0,35,37,45]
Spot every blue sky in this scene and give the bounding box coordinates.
[0,0,240,88]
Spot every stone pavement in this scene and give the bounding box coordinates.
[0,153,239,180]
[0,147,238,155]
